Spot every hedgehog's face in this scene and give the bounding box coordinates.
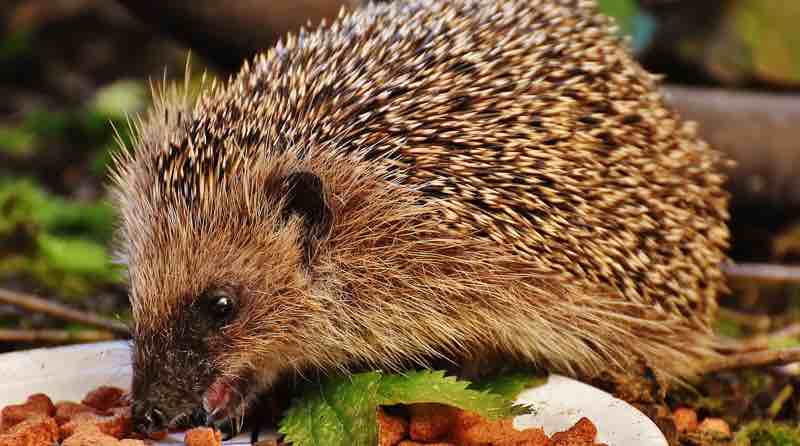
[128,170,334,437]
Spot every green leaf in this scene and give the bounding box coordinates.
[714,314,744,338]
[377,370,530,419]
[767,336,800,351]
[0,126,36,155]
[0,177,115,243]
[596,0,637,36]
[89,80,148,119]
[280,373,383,446]
[733,0,800,85]
[22,109,70,140]
[0,177,121,296]
[36,234,114,278]
[279,370,536,446]
[470,371,547,401]
[734,420,800,446]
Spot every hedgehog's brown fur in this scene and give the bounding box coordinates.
[111,0,730,431]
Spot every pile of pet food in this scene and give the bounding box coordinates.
[1,387,607,446]
[0,387,220,446]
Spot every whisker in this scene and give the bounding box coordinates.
[168,411,189,429]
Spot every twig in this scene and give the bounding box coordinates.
[704,347,800,373]
[664,85,800,210]
[0,288,130,336]
[717,306,772,331]
[769,323,800,340]
[716,323,800,353]
[768,384,794,418]
[0,329,117,344]
[722,262,800,285]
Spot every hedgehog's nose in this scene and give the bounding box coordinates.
[132,401,166,435]
[190,406,209,426]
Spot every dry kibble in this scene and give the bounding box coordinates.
[450,409,484,434]
[378,407,409,446]
[62,423,147,446]
[698,418,731,438]
[1,385,605,446]
[184,426,222,446]
[60,407,132,440]
[0,394,55,432]
[494,425,551,446]
[0,415,59,446]
[24,395,56,417]
[61,425,116,446]
[55,402,97,426]
[550,417,598,446]
[82,387,127,413]
[447,410,549,446]
[408,403,456,442]
[1,406,36,433]
[672,407,698,433]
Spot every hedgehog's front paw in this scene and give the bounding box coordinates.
[246,390,289,444]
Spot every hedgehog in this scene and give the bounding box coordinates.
[109,0,731,438]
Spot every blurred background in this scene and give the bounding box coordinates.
[1,0,799,443]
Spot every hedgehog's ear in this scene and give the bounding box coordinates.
[282,171,333,265]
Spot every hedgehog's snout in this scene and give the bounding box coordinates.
[130,335,218,435]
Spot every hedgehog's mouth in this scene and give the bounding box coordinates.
[169,375,253,438]
[203,378,245,425]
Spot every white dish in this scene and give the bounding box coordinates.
[0,341,667,445]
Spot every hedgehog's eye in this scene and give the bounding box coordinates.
[213,296,234,319]
[202,289,237,322]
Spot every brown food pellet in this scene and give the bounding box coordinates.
[82,387,127,413]
[0,394,55,432]
[495,428,552,446]
[184,426,222,446]
[60,406,132,440]
[698,417,731,438]
[449,408,484,433]
[408,403,456,442]
[378,407,409,446]
[24,395,56,417]
[550,417,598,446]
[672,407,698,433]
[62,424,147,446]
[61,424,115,446]
[446,410,549,446]
[55,402,97,426]
[0,415,59,446]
